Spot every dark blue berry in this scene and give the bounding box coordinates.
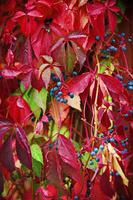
[115,172,120,176]
[127,85,133,90]
[55,77,60,82]
[58,91,62,96]
[128,38,132,43]
[63,99,68,104]
[110,138,115,142]
[95,36,100,41]
[89,160,94,165]
[99,145,104,150]
[77,152,82,159]
[90,151,95,156]
[116,74,123,81]
[104,33,109,38]
[111,39,116,43]
[49,143,53,149]
[87,180,91,188]
[95,157,100,162]
[0,75,3,79]
[57,81,62,87]
[50,88,54,96]
[124,113,129,118]
[109,46,117,52]
[94,148,98,154]
[127,80,133,86]
[109,129,114,134]
[121,149,128,154]
[56,97,60,101]
[106,138,110,143]
[101,49,108,54]
[121,32,126,37]
[74,196,79,200]
[124,126,128,130]
[123,83,127,88]
[51,74,60,82]
[59,98,64,103]
[110,171,114,176]
[69,92,74,98]
[72,71,78,76]
[122,46,127,51]
[53,87,58,91]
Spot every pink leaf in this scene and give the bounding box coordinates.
[42,68,51,89]
[36,185,58,200]
[2,69,21,79]
[35,121,43,134]
[6,49,14,66]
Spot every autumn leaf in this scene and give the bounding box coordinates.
[50,99,69,128]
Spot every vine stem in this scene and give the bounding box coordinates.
[93,55,100,137]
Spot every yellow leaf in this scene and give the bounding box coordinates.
[108,143,121,160]
[66,95,81,111]
[113,156,128,186]
[41,55,53,63]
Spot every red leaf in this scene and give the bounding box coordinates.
[21,37,33,65]
[0,135,15,172]
[87,3,105,16]
[99,74,125,95]
[91,12,105,38]
[46,149,64,191]
[62,72,93,95]
[15,126,32,169]
[108,10,117,33]
[100,170,114,197]
[57,134,80,169]
[31,22,64,58]
[36,185,58,200]
[90,178,111,200]
[7,96,31,124]
[13,10,43,36]
[0,171,4,194]
[61,161,82,182]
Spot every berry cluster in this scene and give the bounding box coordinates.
[100,32,132,59]
[50,73,75,104]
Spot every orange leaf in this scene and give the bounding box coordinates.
[50,99,69,128]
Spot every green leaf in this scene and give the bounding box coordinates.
[60,126,70,138]
[30,88,48,112]
[20,83,26,93]
[23,87,48,119]
[66,43,76,73]
[31,144,43,164]
[48,122,70,141]
[81,152,90,165]
[32,158,42,177]
[117,0,126,13]
[73,140,81,151]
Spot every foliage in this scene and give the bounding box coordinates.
[0,0,133,199]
